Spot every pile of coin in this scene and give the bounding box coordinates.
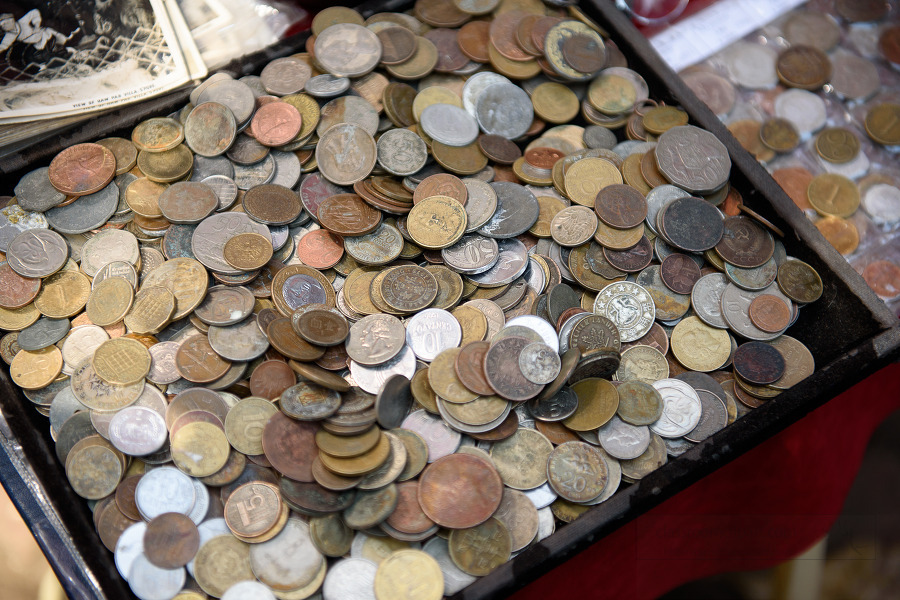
[679,7,900,310]
[0,2,823,599]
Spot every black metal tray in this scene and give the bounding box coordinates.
[0,1,897,599]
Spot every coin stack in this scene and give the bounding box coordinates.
[678,5,900,311]
[0,2,822,599]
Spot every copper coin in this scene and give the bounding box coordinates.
[733,341,785,385]
[267,318,326,361]
[862,260,900,300]
[158,182,218,224]
[595,184,647,229]
[262,411,318,481]
[772,167,813,211]
[292,308,349,347]
[413,173,468,205]
[622,322,669,356]
[715,215,774,268]
[562,34,606,73]
[295,229,344,269]
[603,236,653,273]
[660,253,702,294]
[659,196,725,252]
[524,148,564,170]
[144,512,200,568]
[484,336,543,401]
[317,194,382,236]
[115,475,142,521]
[175,335,231,383]
[279,478,355,513]
[242,184,303,226]
[0,262,40,309]
[96,501,136,552]
[454,341,495,396]
[377,26,417,65]
[776,45,831,90]
[489,10,531,62]
[424,28,470,73]
[418,453,503,529]
[468,410,518,442]
[250,360,296,399]
[530,16,563,54]
[879,25,900,65]
[478,135,522,165]
[748,294,791,333]
[835,0,888,23]
[48,143,117,196]
[315,345,351,371]
[289,360,351,391]
[250,101,303,147]
[458,21,491,63]
[386,480,435,534]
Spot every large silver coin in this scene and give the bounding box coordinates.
[134,466,195,520]
[222,581,276,600]
[249,518,324,592]
[7,228,68,278]
[114,521,147,581]
[423,537,477,596]
[649,379,702,438]
[593,282,655,343]
[465,238,529,287]
[405,308,462,362]
[208,316,270,361]
[720,282,793,341]
[684,389,728,443]
[314,24,381,78]
[462,71,511,117]
[128,554,185,600]
[479,182,539,239]
[15,166,65,212]
[655,125,731,194]
[420,103,479,147]
[462,178,499,232]
[475,82,533,140]
[349,345,417,395]
[377,128,428,176]
[346,313,406,366]
[597,415,650,460]
[108,406,168,456]
[323,557,377,600]
[441,234,499,274]
[400,409,461,462]
[506,315,560,353]
[691,272,729,329]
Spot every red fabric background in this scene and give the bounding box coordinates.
[513,362,900,600]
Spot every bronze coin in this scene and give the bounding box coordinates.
[835,0,888,23]
[295,229,344,270]
[478,135,522,165]
[115,475,142,521]
[455,341,495,396]
[524,147,564,170]
[776,260,823,304]
[603,236,653,273]
[250,101,303,147]
[386,480,435,534]
[158,181,218,224]
[489,10,532,62]
[413,173,468,205]
[484,336,543,401]
[418,453,503,529]
[242,184,303,226]
[658,196,725,252]
[262,411,319,482]
[250,360,296,399]
[289,360,351,392]
[530,16,564,54]
[96,501,137,552]
[383,82,417,128]
[748,294,791,333]
[292,308,349,347]
[776,45,832,90]
[715,215,774,268]
[0,262,41,309]
[513,14,543,56]
[879,25,900,65]
[862,260,900,300]
[733,341,786,385]
[48,143,117,196]
[458,21,491,63]
[622,322,670,356]
[595,184,647,229]
[175,335,231,383]
[279,478,356,513]
[317,194,382,236]
[144,512,200,568]
[377,26,418,65]
[267,317,326,361]
[424,28,470,72]
[660,253,702,294]
[561,33,606,74]
[468,410,519,442]
[772,167,814,211]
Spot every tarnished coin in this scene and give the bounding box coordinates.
[547,441,608,502]
[447,517,510,576]
[655,126,731,194]
[184,102,237,157]
[418,453,502,529]
[616,380,663,426]
[48,143,117,196]
[315,24,382,78]
[144,513,200,569]
[593,282,655,343]
[484,336,543,402]
[281,382,341,421]
[518,342,561,385]
[777,259,823,304]
[7,229,68,278]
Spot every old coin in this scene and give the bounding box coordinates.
[748,294,792,333]
[144,513,200,569]
[262,412,318,482]
[655,126,730,195]
[777,260,823,304]
[807,173,859,218]
[315,24,382,78]
[175,335,230,383]
[776,45,831,90]
[490,428,553,490]
[48,143,117,196]
[671,316,731,373]
[593,282,655,343]
[484,336,543,401]
[346,314,406,366]
[374,549,443,600]
[715,215,774,268]
[649,379,702,438]
[447,517,510,576]
[418,453,502,528]
[733,341,785,385]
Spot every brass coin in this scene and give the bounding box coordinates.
[125,178,167,218]
[137,145,194,183]
[865,103,900,146]
[92,337,151,385]
[193,536,254,598]
[565,158,623,207]
[814,127,860,164]
[670,316,732,372]
[448,518,511,576]
[225,397,279,455]
[815,216,859,255]
[10,346,63,390]
[85,276,134,327]
[223,233,274,271]
[564,378,618,431]
[123,286,176,335]
[759,118,800,153]
[319,432,391,477]
[588,74,637,115]
[428,348,478,404]
[489,428,553,490]
[132,117,185,152]
[171,421,231,477]
[807,173,859,218]
[374,549,443,600]
[33,270,90,318]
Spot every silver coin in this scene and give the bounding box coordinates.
[506,315,559,353]
[583,125,618,150]
[238,74,266,97]
[441,234,499,275]
[81,229,139,277]
[557,312,592,355]
[690,273,729,329]
[649,379,702,438]
[829,51,880,100]
[7,228,68,277]
[128,554,185,600]
[684,389,728,443]
[315,24,381,78]
[862,183,900,225]
[526,256,547,293]
[186,477,210,526]
[49,386,85,436]
[305,74,351,98]
[343,222,403,266]
[222,581,276,600]
[15,167,65,212]
[197,78,256,125]
[147,341,181,385]
[185,102,237,157]
[190,72,233,105]
[773,89,826,139]
[195,285,256,326]
[463,298,505,339]
[0,205,48,253]
[260,56,312,96]
[113,173,137,215]
[816,149,870,179]
[720,282,792,341]
[281,382,341,421]
[720,41,778,89]
[61,325,109,373]
[400,409,461,462]
[663,436,696,457]
[422,537,477,596]
[597,415,650,460]
[521,481,557,509]
[227,134,269,165]
[233,154,276,189]
[527,385,578,421]
[593,281,656,343]
[91,385,167,439]
[405,308,462,362]
[192,212,271,275]
[420,103,479,147]
[249,518,324,591]
[318,95,380,138]
[114,521,147,581]
[461,178,498,232]
[481,182,540,239]
[376,128,428,176]
[724,257,778,291]
[462,71,511,116]
[518,342,561,384]
[323,557,377,600]
[580,448,620,506]
[191,155,235,181]
[465,238,529,288]
[349,344,417,395]
[655,125,731,194]
[346,313,406,366]
[475,82,534,139]
[17,317,69,351]
[270,150,302,188]
[208,316,269,361]
[108,406,168,456]
[134,465,196,520]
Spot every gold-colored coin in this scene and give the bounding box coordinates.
[815,216,859,255]
[450,305,488,345]
[448,518,511,576]
[423,265,463,310]
[427,348,478,404]
[10,346,63,390]
[318,432,391,476]
[353,534,417,566]
[137,144,194,183]
[531,83,580,124]
[431,141,488,175]
[642,106,689,135]
[65,437,123,500]
[670,316,731,372]
[125,178,167,218]
[807,173,860,218]
[588,74,637,115]
[490,428,553,489]
[193,535,254,598]
[171,421,231,477]
[622,153,652,195]
[564,158,623,207]
[281,93,321,143]
[132,117,184,152]
[410,369,439,414]
[412,86,462,122]
[564,377,619,431]
[0,302,40,331]
[815,127,860,164]
[96,137,138,174]
[343,267,382,315]
[311,5,365,34]
[385,37,438,81]
[550,497,591,523]
[316,427,381,458]
[223,233,274,271]
[91,337,151,385]
[594,218,643,250]
[310,513,353,557]
[568,244,622,291]
[123,286,176,334]
[442,395,507,426]
[374,549,444,600]
[86,276,134,327]
[141,257,209,320]
[512,157,554,187]
[33,269,90,318]
[406,196,467,249]
[487,43,540,80]
[529,196,566,237]
[759,118,800,153]
[864,103,900,146]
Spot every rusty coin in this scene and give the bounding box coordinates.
[317,194,382,236]
[714,215,774,268]
[262,412,318,482]
[454,341,495,396]
[733,341,786,385]
[595,184,647,229]
[484,336,543,402]
[748,294,792,333]
[561,34,606,74]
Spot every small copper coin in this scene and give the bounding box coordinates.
[144,512,200,568]
[295,229,344,269]
[776,45,831,90]
[424,28,469,72]
[862,260,900,300]
[524,148,564,170]
[242,184,303,226]
[0,263,41,309]
[377,27,418,65]
[267,318,326,361]
[748,294,791,333]
[733,341,786,385]
[458,21,491,63]
[158,182,218,224]
[249,360,296,400]
[715,215,774,268]
[418,453,503,529]
[455,341,495,396]
[660,253,702,294]
[292,308,349,347]
[48,143,117,196]
[413,173,468,206]
[250,101,303,147]
[478,135,522,165]
[175,335,231,383]
[561,34,606,73]
[262,412,318,482]
[595,184,647,229]
[603,236,653,273]
[317,194,382,236]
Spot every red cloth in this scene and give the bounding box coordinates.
[513,362,900,600]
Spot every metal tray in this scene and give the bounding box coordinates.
[0,1,897,599]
